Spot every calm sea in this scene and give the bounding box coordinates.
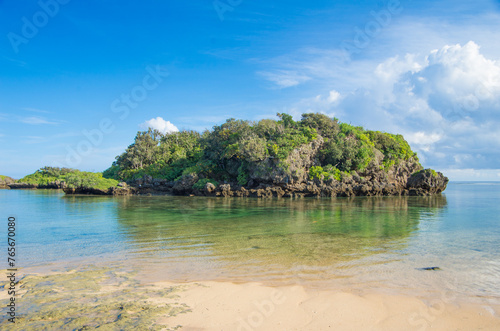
[1,182,499,302]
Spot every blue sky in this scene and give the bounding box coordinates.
[1,0,500,180]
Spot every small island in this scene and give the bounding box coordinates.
[7,113,448,197]
[0,175,16,189]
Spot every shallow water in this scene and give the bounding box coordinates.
[1,182,499,302]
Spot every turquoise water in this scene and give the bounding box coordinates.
[1,183,499,301]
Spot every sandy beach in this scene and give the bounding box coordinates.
[2,264,500,330]
[161,280,500,331]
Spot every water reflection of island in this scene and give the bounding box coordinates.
[113,196,447,285]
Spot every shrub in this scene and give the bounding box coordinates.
[237,163,249,186]
[193,178,219,190]
[65,172,119,190]
[367,131,418,172]
[309,165,341,181]
[103,165,120,180]
[102,113,420,184]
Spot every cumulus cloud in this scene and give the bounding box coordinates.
[409,42,500,115]
[377,42,500,169]
[327,90,341,103]
[139,117,179,134]
[282,41,500,171]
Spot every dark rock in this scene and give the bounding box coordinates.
[407,169,449,195]
[8,183,38,189]
[217,184,232,197]
[110,186,136,195]
[418,267,441,271]
[0,176,16,189]
[38,180,66,189]
[63,187,110,195]
[96,135,448,198]
[172,174,199,195]
[204,182,216,194]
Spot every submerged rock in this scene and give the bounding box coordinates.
[417,266,442,271]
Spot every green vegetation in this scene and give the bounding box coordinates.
[19,167,119,190]
[65,172,119,191]
[412,168,438,177]
[367,131,418,171]
[0,175,15,187]
[103,113,420,185]
[0,266,189,330]
[107,129,203,182]
[9,114,426,194]
[18,166,76,186]
[193,178,219,190]
[308,165,342,181]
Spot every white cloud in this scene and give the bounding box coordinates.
[21,136,45,144]
[278,41,500,172]
[258,70,311,88]
[405,131,442,147]
[257,48,375,91]
[443,169,500,182]
[327,90,341,103]
[20,116,59,125]
[139,117,179,134]
[22,107,50,114]
[409,41,500,114]
[375,54,423,82]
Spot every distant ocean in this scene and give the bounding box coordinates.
[1,182,499,302]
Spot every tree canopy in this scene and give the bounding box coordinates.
[103,113,419,187]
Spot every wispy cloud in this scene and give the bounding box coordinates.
[256,47,378,91]
[20,116,60,125]
[21,136,46,144]
[22,107,50,114]
[20,131,81,145]
[258,69,311,88]
[2,56,27,67]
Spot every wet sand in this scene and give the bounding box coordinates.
[2,266,499,330]
[161,280,500,330]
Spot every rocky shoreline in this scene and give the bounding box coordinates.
[4,114,450,198]
[103,135,449,198]
[6,167,448,198]
[123,167,447,197]
[52,167,448,197]
[7,181,66,190]
[0,176,16,189]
